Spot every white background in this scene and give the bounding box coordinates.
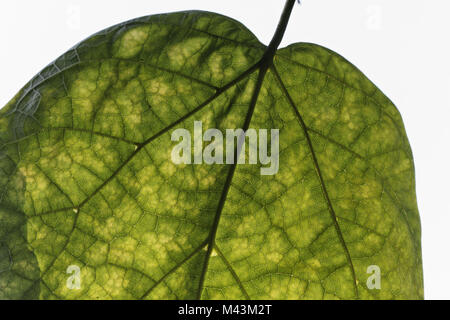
[1,0,449,300]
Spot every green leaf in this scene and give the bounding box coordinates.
[0,3,423,299]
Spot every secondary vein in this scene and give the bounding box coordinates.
[271,65,359,298]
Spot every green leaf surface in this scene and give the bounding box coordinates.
[0,7,423,300]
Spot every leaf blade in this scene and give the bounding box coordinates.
[0,10,423,300]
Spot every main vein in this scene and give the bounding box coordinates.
[196,65,269,299]
[195,0,296,300]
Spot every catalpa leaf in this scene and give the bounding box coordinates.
[0,1,423,299]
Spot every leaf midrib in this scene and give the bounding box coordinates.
[194,0,297,300]
[195,64,270,300]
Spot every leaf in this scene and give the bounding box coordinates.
[0,2,423,300]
